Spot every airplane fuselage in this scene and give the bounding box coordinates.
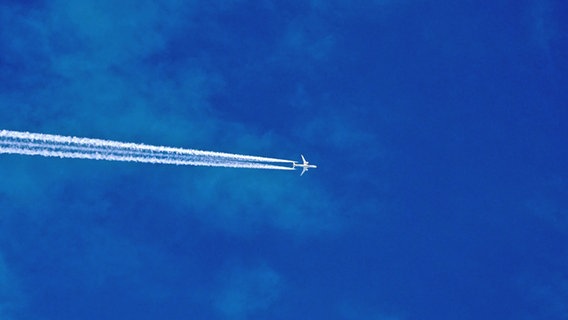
[293,163,317,170]
[293,155,317,175]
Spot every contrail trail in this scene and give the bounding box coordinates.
[0,129,295,170]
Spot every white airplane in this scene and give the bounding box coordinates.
[293,154,317,176]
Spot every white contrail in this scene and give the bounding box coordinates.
[0,129,295,170]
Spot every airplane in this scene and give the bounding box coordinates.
[292,154,317,176]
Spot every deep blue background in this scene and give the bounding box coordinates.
[1,1,567,319]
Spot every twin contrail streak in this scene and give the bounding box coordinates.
[0,130,295,170]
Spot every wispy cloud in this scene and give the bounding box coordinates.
[0,1,391,318]
[0,0,347,237]
[178,168,341,235]
[213,263,282,319]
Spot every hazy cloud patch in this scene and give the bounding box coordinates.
[177,167,341,236]
[51,0,190,66]
[213,263,282,319]
[299,114,379,154]
[0,0,345,240]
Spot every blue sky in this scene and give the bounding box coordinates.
[1,0,567,319]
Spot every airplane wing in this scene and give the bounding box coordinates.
[301,154,307,165]
[300,167,308,176]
